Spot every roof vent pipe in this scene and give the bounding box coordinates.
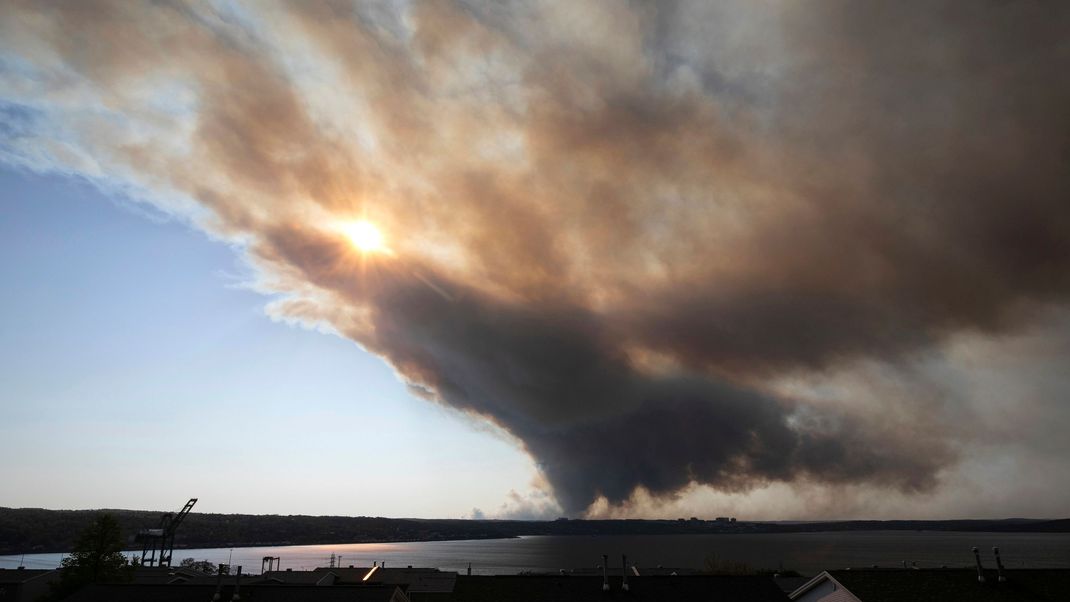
[212,564,225,601]
[231,566,242,601]
[993,547,1006,582]
[622,555,629,592]
[602,555,609,592]
[972,547,986,583]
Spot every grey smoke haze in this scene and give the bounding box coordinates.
[1,0,1068,516]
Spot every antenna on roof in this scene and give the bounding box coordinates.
[230,566,242,602]
[993,547,1006,583]
[601,555,609,592]
[212,563,225,601]
[972,547,986,583]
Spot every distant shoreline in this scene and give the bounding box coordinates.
[2,507,1067,556]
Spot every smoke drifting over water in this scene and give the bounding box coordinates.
[2,1,1068,516]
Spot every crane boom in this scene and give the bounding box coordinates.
[136,497,197,567]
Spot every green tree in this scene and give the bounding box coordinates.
[45,514,132,600]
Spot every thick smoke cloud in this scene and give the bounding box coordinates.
[1,1,1067,515]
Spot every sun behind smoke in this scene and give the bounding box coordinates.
[342,220,386,254]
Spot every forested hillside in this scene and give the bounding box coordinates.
[2,507,1066,556]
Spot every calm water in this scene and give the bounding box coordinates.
[3,532,1068,576]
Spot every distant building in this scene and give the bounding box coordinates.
[0,568,58,602]
[790,568,1070,602]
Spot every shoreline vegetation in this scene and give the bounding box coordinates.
[2,507,1067,556]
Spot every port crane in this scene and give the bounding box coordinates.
[135,497,197,567]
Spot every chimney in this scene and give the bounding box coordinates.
[993,547,1006,582]
[622,555,629,592]
[212,564,225,601]
[972,547,985,583]
[602,555,609,592]
[230,566,242,601]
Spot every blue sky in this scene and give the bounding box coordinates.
[0,165,535,517]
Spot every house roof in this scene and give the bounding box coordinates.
[306,567,458,592]
[444,574,789,601]
[62,583,406,602]
[791,569,1070,602]
[132,569,273,586]
[262,570,342,585]
[0,568,56,584]
[566,566,702,577]
[773,575,811,594]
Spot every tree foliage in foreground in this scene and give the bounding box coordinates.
[44,514,132,601]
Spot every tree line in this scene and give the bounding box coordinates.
[2,507,1066,556]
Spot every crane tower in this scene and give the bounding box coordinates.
[135,497,197,567]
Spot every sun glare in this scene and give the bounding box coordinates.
[343,220,386,254]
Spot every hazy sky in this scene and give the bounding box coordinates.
[1,1,1068,520]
